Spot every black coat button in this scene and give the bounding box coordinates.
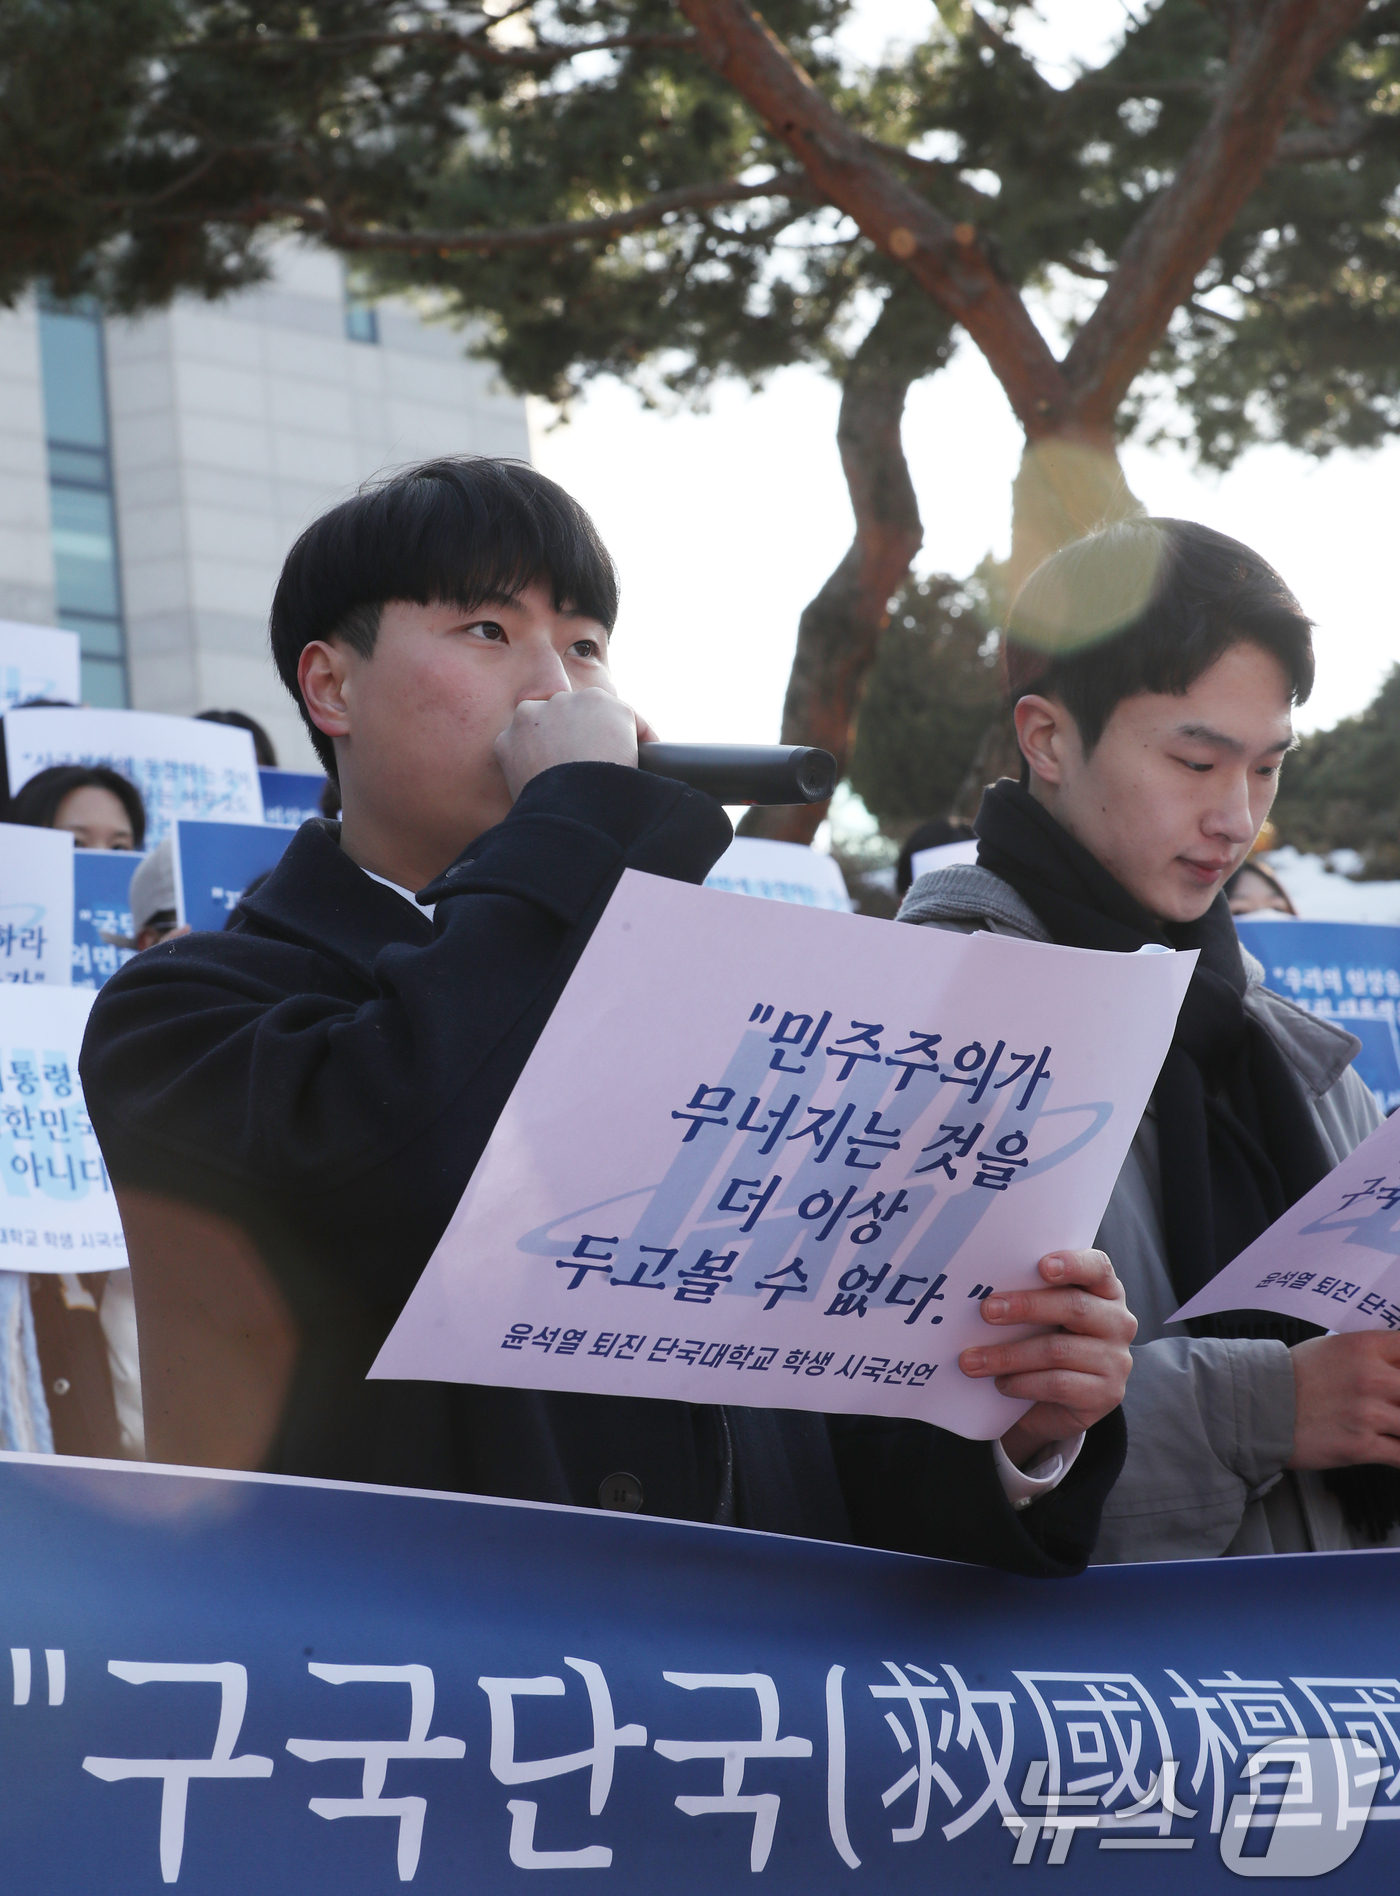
[598,1471,644,1513]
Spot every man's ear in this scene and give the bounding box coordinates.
[1013,693,1074,788]
[298,640,352,743]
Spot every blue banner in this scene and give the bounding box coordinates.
[173,820,297,934]
[1236,917,1400,1112]
[72,849,143,989]
[258,769,328,830]
[1,1452,1396,1889]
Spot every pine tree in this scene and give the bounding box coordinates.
[5,0,1397,839]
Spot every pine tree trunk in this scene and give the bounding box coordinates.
[741,318,928,844]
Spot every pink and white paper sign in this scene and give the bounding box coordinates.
[1173,1108,1400,1336]
[373,871,1194,1438]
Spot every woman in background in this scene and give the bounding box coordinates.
[9,762,145,852]
[6,760,146,1461]
[1226,857,1297,918]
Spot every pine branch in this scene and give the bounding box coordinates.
[1273,104,1374,161]
[674,0,1069,434]
[171,18,700,75]
[1062,0,1370,428]
[240,173,809,254]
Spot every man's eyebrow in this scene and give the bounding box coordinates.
[1172,721,1296,755]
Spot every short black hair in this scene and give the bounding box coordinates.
[10,764,146,848]
[269,456,620,775]
[197,708,278,767]
[896,816,974,897]
[1004,517,1315,754]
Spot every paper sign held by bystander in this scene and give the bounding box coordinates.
[0,822,73,987]
[3,706,264,846]
[1173,1108,1400,1335]
[0,984,126,1271]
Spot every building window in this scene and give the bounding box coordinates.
[345,297,380,345]
[36,302,128,707]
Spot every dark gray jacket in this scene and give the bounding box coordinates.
[900,862,1391,1561]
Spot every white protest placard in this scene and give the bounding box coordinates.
[0,621,81,711]
[911,838,980,881]
[0,985,126,1272]
[0,822,74,986]
[3,707,264,846]
[704,836,852,911]
[373,871,1194,1438]
[1173,1110,1400,1335]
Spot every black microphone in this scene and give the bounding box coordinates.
[637,743,837,805]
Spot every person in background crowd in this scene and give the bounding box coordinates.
[10,763,145,851]
[7,759,147,1459]
[196,708,279,768]
[0,696,77,821]
[81,454,1134,1576]
[900,516,1395,1560]
[117,839,189,952]
[895,816,975,898]
[1226,858,1297,917]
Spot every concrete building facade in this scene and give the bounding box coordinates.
[0,243,531,770]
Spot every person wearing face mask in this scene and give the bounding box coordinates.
[899,517,1394,1560]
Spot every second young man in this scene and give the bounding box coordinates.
[901,516,1398,1560]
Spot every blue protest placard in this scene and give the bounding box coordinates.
[0,1450,1396,1890]
[72,848,143,990]
[258,768,328,830]
[173,820,297,934]
[1236,917,1400,1112]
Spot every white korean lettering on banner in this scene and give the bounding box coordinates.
[0,822,73,986]
[373,870,1194,1438]
[478,1657,646,1868]
[83,1662,275,1883]
[0,984,125,1270]
[4,707,263,845]
[287,1664,465,1880]
[654,1672,812,1871]
[61,1645,1399,1881]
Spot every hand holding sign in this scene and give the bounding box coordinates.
[963,1248,1137,1463]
